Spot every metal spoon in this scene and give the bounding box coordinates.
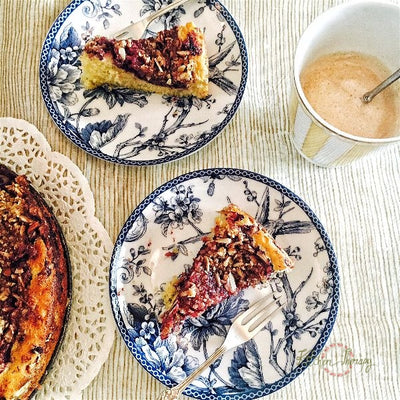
[362,68,400,103]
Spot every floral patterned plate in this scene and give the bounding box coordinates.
[110,168,339,399]
[40,0,247,165]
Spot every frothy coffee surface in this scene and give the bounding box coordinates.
[300,52,399,138]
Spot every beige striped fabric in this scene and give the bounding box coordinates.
[1,0,399,399]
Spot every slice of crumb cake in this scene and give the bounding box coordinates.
[80,22,209,98]
[159,203,294,339]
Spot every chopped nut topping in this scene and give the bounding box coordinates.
[225,272,237,293]
[118,47,126,60]
[83,25,203,89]
[154,59,163,72]
[214,272,222,287]
[0,319,5,335]
[177,65,187,72]
[223,256,232,267]
[0,288,10,302]
[217,247,226,257]
[204,256,210,273]
[0,172,37,372]
[215,238,232,244]
[181,283,197,298]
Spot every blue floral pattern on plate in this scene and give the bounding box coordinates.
[40,0,248,165]
[110,168,340,399]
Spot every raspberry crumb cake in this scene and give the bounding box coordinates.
[80,22,209,98]
[0,165,70,400]
[160,204,294,339]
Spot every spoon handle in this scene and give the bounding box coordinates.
[362,68,400,103]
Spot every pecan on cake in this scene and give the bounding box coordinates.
[0,164,70,400]
[160,203,294,339]
[80,22,209,98]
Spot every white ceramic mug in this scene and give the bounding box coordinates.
[290,1,400,167]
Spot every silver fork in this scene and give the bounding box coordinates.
[157,292,285,400]
[114,0,192,40]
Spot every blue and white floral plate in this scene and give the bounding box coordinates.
[110,168,339,399]
[40,0,247,165]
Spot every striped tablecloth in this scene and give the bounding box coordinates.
[1,0,399,399]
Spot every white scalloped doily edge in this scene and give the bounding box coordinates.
[0,117,115,400]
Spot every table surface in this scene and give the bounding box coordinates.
[1,1,399,399]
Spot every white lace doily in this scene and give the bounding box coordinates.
[0,118,115,400]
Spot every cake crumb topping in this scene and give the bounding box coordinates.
[83,25,203,89]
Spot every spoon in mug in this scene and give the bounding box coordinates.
[362,68,400,103]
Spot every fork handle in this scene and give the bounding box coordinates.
[145,0,192,25]
[157,344,227,400]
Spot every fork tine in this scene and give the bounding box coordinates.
[239,292,277,325]
[114,21,145,41]
[224,292,285,352]
[247,301,285,335]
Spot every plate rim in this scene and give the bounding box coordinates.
[39,0,248,166]
[109,167,340,399]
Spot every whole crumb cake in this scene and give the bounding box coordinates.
[0,165,69,400]
[80,22,209,98]
[160,204,294,339]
